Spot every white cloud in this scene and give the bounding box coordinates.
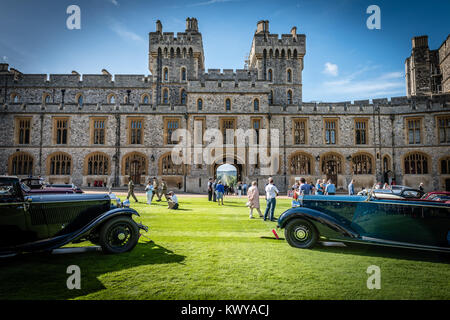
[110,22,144,43]
[323,62,338,76]
[188,0,236,7]
[109,0,119,6]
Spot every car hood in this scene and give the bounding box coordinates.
[25,193,110,203]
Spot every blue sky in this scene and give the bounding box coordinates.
[0,0,449,102]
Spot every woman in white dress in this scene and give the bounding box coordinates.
[145,180,154,205]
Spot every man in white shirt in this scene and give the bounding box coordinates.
[167,191,179,210]
[264,177,279,221]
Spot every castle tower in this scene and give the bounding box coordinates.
[148,18,205,105]
[248,20,306,106]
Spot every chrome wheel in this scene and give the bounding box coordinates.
[285,219,318,249]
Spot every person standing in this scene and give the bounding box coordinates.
[215,180,225,205]
[145,180,154,204]
[152,177,161,202]
[207,178,213,201]
[237,181,242,198]
[419,182,424,192]
[160,178,168,201]
[299,177,313,195]
[247,181,263,219]
[243,182,248,196]
[212,179,217,202]
[348,179,355,195]
[316,179,324,195]
[264,177,279,221]
[325,180,336,195]
[127,177,138,202]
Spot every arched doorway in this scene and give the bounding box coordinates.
[122,152,147,185]
[321,153,343,186]
[215,164,239,188]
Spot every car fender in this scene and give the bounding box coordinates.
[278,207,359,239]
[12,208,143,253]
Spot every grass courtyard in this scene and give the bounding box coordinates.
[0,195,449,300]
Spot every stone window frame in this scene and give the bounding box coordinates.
[8,151,34,176]
[84,152,110,176]
[10,92,20,103]
[42,93,51,105]
[288,151,313,175]
[382,154,392,173]
[439,156,450,174]
[219,117,237,145]
[52,116,70,145]
[90,116,107,145]
[267,69,273,82]
[47,151,72,176]
[436,114,450,144]
[197,98,203,111]
[180,88,187,105]
[121,151,148,176]
[320,152,343,175]
[292,118,308,145]
[351,152,374,175]
[106,93,116,104]
[163,67,169,82]
[163,117,181,145]
[141,93,151,104]
[287,89,293,104]
[180,66,187,82]
[75,93,83,106]
[253,98,259,111]
[15,116,32,145]
[224,98,232,111]
[268,90,274,105]
[159,152,184,176]
[405,116,423,145]
[354,118,369,145]
[323,118,339,145]
[286,68,292,83]
[127,117,144,145]
[251,117,263,145]
[403,151,429,175]
[162,87,169,104]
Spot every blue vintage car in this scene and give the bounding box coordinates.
[0,176,148,257]
[277,193,450,252]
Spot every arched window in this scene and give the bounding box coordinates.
[197,99,203,111]
[287,90,293,104]
[404,152,429,174]
[163,88,169,104]
[48,152,71,175]
[383,155,391,172]
[176,47,181,57]
[141,94,150,104]
[440,156,450,174]
[225,98,231,111]
[289,153,312,175]
[268,90,273,105]
[122,152,147,178]
[163,68,169,81]
[269,49,273,58]
[160,153,184,175]
[85,153,109,175]
[352,153,374,175]
[170,47,174,58]
[183,48,187,58]
[164,47,168,58]
[253,98,259,111]
[287,69,292,82]
[281,49,285,59]
[11,93,19,103]
[180,89,187,105]
[107,94,116,104]
[9,152,33,176]
[76,94,83,107]
[287,49,291,59]
[275,49,279,58]
[43,93,51,105]
[321,153,343,175]
[293,49,298,59]
[268,69,273,82]
[189,47,193,57]
[181,67,186,81]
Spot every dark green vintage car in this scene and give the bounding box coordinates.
[0,176,148,257]
[278,193,450,252]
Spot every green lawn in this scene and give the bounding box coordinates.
[1,196,449,300]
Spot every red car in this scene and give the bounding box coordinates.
[421,191,450,203]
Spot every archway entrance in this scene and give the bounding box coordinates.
[215,163,241,188]
[321,154,342,187]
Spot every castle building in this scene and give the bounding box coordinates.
[0,18,449,192]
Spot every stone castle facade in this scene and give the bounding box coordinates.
[0,18,449,192]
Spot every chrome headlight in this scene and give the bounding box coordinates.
[122,199,130,208]
[108,193,121,207]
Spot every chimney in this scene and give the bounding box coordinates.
[412,35,428,49]
[0,63,8,72]
[290,26,297,36]
[156,20,162,33]
[264,20,269,33]
[256,20,265,34]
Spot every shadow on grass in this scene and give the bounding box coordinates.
[314,242,450,264]
[260,236,286,241]
[0,242,185,300]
